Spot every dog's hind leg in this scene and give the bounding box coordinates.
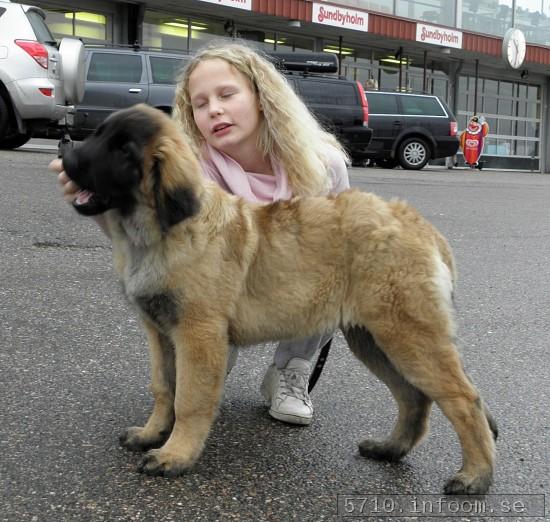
[344,326,432,462]
[120,322,175,452]
[369,323,496,495]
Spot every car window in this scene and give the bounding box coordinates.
[366,93,399,114]
[297,80,357,105]
[0,8,6,18]
[87,53,142,83]
[400,95,446,116]
[26,9,56,44]
[150,56,187,85]
[285,77,296,91]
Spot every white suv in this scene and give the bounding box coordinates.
[0,0,85,148]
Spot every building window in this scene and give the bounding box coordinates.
[461,0,512,37]
[45,10,110,44]
[457,76,541,170]
[342,53,376,86]
[143,11,234,52]
[143,11,316,54]
[515,0,550,46]
[342,49,450,100]
[396,0,456,27]
[259,32,315,53]
[320,0,394,15]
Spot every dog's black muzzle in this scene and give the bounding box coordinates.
[61,140,112,216]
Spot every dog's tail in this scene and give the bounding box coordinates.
[389,198,457,289]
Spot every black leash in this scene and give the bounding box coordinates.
[308,337,332,393]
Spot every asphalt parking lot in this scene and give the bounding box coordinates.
[1,145,548,521]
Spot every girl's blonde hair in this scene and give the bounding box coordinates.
[172,41,348,197]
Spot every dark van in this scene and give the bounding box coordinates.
[70,47,189,140]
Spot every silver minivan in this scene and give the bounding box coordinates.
[0,1,85,148]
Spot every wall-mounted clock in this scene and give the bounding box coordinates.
[502,28,526,69]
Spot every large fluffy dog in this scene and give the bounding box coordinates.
[63,104,497,494]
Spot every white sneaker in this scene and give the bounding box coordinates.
[260,357,313,425]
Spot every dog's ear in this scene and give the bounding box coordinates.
[114,141,143,187]
[153,159,200,233]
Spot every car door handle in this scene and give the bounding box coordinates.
[128,88,142,93]
[392,120,403,126]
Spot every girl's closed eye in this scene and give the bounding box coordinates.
[193,99,207,110]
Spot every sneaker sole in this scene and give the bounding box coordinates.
[268,408,313,426]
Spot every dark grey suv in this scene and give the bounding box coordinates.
[364,91,459,170]
[284,73,372,165]
[70,47,189,140]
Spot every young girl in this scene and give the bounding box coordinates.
[52,42,350,426]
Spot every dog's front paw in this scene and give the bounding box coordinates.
[119,426,170,452]
[443,471,493,495]
[137,448,196,477]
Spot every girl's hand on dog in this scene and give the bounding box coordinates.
[50,157,111,237]
[49,158,80,204]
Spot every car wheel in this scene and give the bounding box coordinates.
[0,133,31,149]
[397,137,430,170]
[0,96,10,139]
[351,158,368,167]
[375,157,397,169]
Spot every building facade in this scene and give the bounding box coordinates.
[24,0,550,172]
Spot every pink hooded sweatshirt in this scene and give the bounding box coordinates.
[199,144,350,202]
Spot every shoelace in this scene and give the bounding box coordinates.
[278,368,310,403]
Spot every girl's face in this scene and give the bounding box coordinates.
[188,58,262,159]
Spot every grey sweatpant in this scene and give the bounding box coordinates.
[273,332,333,369]
[226,333,333,374]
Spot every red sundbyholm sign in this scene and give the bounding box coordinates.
[198,0,251,10]
[416,23,463,49]
[312,3,369,32]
